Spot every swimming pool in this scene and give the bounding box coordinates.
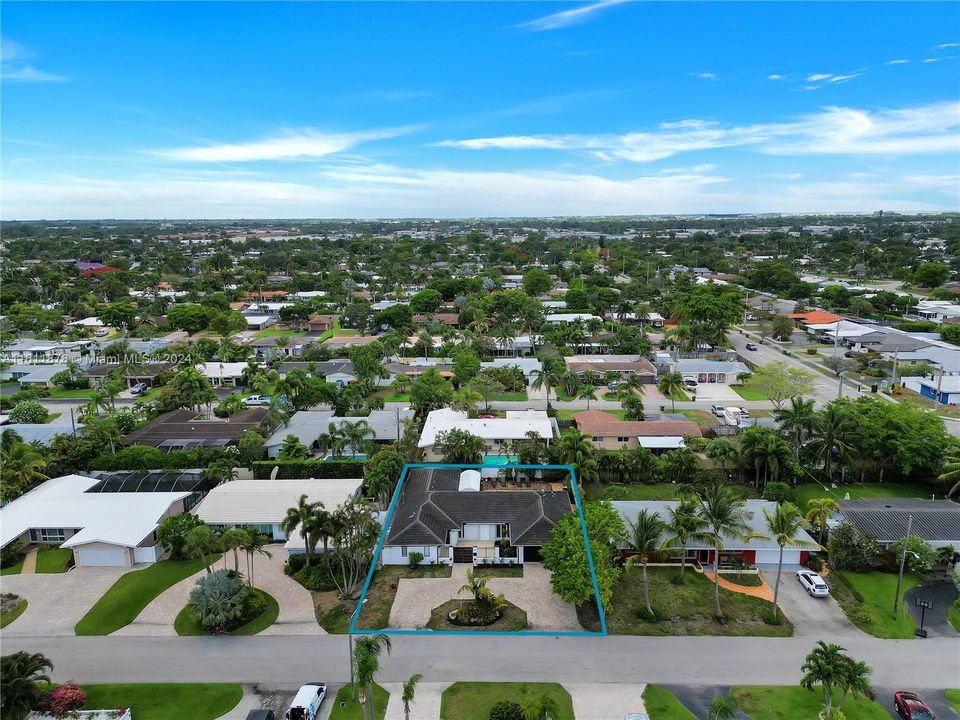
[482,455,519,466]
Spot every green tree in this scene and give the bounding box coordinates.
[522,693,561,720]
[800,641,873,719]
[410,367,453,417]
[469,373,505,411]
[770,314,795,341]
[891,535,936,573]
[188,568,245,632]
[913,262,950,288]
[401,673,423,720]
[805,497,841,546]
[434,428,486,464]
[282,494,321,568]
[576,383,598,410]
[757,502,818,620]
[664,497,710,582]
[156,513,203,560]
[746,361,815,411]
[808,403,857,480]
[658,371,685,412]
[0,651,54,720]
[185,525,220,574]
[697,484,753,622]
[278,434,310,460]
[353,633,392,720]
[773,396,816,455]
[709,695,742,720]
[522,268,554,297]
[624,509,669,619]
[451,385,483,417]
[166,303,212,334]
[409,288,443,313]
[554,427,598,484]
[705,437,737,477]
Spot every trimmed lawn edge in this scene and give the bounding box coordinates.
[440,682,574,720]
[174,589,279,636]
[1,599,28,628]
[642,684,696,720]
[82,683,243,720]
[945,689,960,714]
[329,682,389,720]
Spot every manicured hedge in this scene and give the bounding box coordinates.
[252,459,367,479]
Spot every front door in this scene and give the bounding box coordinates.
[453,547,473,563]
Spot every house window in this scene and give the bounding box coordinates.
[496,523,510,540]
[493,439,504,446]
[592,436,604,442]
[30,528,65,542]
[617,436,630,443]
[401,546,407,557]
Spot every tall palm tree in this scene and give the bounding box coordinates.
[941,450,960,497]
[705,437,737,478]
[184,525,220,574]
[0,443,48,501]
[452,386,483,417]
[340,419,375,458]
[576,383,598,410]
[774,396,816,455]
[554,427,598,485]
[530,365,562,402]
[522,694,561,720]
[625,509,669,619]
[315,422,343,458]
[624,373,646,396]
[805,497,841,545]
[263,396,290,434]
[664,497,710,583]
[353,633,392,720]
[658,371,685,412]
[239,527,272,587]
[282,494,321,567]
[218,527,249,573]
[697,484,754,623]
[757,502,819,620]
[401,673,423,720]
[0,650,54,720]
[770,314,795,341]
[800,641,873,720]
[808,404,857,480]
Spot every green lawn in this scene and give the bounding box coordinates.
[440,682,574,720]
[732,386,768,400]
[380,392,411,402]
[35,547,72,573]
[556,407,626,421]
[793,481,932,511]
[895,387,960,418]
[329,683,389,720]
[584,482,685,501]
[492,391,528,401]
[732,685,891,720]
[47,387,96,398]
[832,570,922,638]
[254,327,308,339]
[75,556,219,635]
[1,598,28,628]
[679,409,720,431]
[174,589,279,635]
[82,684,243,720]
[642,685,696,720]
[586,567,792,637]
[665,388,690,401]
[1,561,24,576]
[44,412,63,422]
[355,564,452,630]
[946,689,960,714]
[949,601,960,633]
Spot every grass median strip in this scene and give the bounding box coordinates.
[642,685,696,720]
[82,683,243,720]
[1,598,28,628]
[329,683,389,720]
[440,682,574,720]
[174,589,279,636]
[732,685,891,720]
[75,556,219,635]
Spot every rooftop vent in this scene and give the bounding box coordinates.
[458,469,481,492]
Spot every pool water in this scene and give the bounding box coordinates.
[483,455,519,466]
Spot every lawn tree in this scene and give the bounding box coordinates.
[705,437,737,478]
[757,502,818,621]
[469,373,504,411]
[240,528,272,587]
[219,527,250,573]
[554,427,599,485]
[805,497,841,545]
[184,525,221,574]
[823,355,858,399]
[800,641,873,719]
[277,434,310,460]
[745,361,814,411]
[434,428,486,464]
[541,500,625,609]
[770,314,794,341]
[324,499,380,599]
[697,484,753,623]
[624,509,669,620]
[0,650,54,720]
[664,497,710,583]
[773,396,816,456]
[658,371,685,412]
[401,673,423,720]
[522,267,554,297]
[157,513,204,560]
[410,367,453,418]
[353,633,392,720]
[282,494,322,568]
[522,693,561,720]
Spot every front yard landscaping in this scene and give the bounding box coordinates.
[793,481,931,510]
[440,682,574,720]
[428,599,527,631]
[731,685,891,720]
[329,683,389,720]
[946,689,960,714]
[831,570,922,639]
[580,567,793,637]
[350,564,453,631]
[556,408,626,421]
[642,685,696,720]
[1,593,28,628]
[174,588,278,636]
[35,546,72,573]
[75,556,219,635]
[81,683,243,720]
[732,386,768,401]
[584,482,684,501]
[1,560,24,575]
[473,565,523,578]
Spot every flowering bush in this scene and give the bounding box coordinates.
[49,682,87,715]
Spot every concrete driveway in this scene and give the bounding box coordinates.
[904,578,959,638]
[692,384,744,403]
[383,681,448,720]
[567,683,647,720]
[2,566,130,636]
[762,566,859,638]
[389,563,580,631]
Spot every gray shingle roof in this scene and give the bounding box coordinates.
[838,499,960,543]
[386,467,571,547]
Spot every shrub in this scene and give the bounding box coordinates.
[285,554,307,574]
[806,347,818,355]
[600,485,629,500]
[252,459,367,479]
[240,587,268,621]
[408,551,424,569]
[762,481,793,504]
[892,535,936,573]
[828,522,881,571]
[806,555,824,573]
[294,565,338,592]
[489,701,524,720]
[49,682,87,715]
[188,569,246,632]
[8,400,47,424]
[1,539,24,568]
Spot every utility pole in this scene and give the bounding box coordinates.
[892,513,913,620]
[891,349,900,391]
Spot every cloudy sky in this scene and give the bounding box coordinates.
[2,1,958,219]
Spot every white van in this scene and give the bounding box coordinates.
[95,327,110,337]
[286,683,327,720]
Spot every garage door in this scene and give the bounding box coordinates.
[76,548,126,567]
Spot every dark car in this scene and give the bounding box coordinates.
[745,342,758,351]
[894,691,936,720]
[246,711,275,720]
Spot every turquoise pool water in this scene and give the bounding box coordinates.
[323,454,368,461]
[483,455,519,466]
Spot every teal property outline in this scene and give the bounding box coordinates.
[348,462,608,636]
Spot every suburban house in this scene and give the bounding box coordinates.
[482,357,543,385]
[120,408,267,450]
[835,499,960,549]
[2,364,70,388]
[491,335,537,357]
[418,408,558,462]
[265,408,416,458]
[322,335,381,349]
[413,312,461,328]
[915,300,960,323]
[0,419,82,446]
[0,340,92,366]
[381,466,571,566]
[564,355,657,383]
[612,500,818,567]
[902,375,960,405]
[308,314,336,333]
[192,477,362,553]
[572,410,702,452]
[545,313,603,325]
[249,335,314,360]
[243,314,276,331]
[675,359,750,384]
[277,359,356,385]
[83,362,174,388]
[195,361,248,387]
[0,471,208,567]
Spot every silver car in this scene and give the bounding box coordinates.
[797,569,829,598]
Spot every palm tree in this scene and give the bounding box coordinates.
[697,484,753,622]
[315,422,343,458]
[805,497,841,545]
[808,404,857,480]
[705,437,737,478]
[263,396,290,434]
[401,673,423,720]
[240,527,273,587]
[305,506,335,559]
[0,650,54,720]
[0,443,48,501]
[624,509,669,619]
[941,450,960,497]
[800,641,873,719]
[554,427,598,485]
[353,633,392,720]
[757,502,819,620]
[522,694,561,720]
[282,494,321,567]
[452,386,483,417]
[709,695,742,720]
[658,371,685,412]
[340,419,375,458]
[185,525,220,574]
[390,373,411,398]
[530,365,563,402]
[664,497,710,583]
[624,373,646,396]
[773,396,816,455]
[770,314,795,341]
[576,383,598,410]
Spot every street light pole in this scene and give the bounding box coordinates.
[892,513,913,620]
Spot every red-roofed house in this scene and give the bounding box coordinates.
[572,410,702,452]
[788,310,841,326]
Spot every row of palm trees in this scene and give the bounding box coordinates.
[183,524,273,585]
[623,484,819,624]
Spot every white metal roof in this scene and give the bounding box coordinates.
[418,408,554,447]
[637,436,685,449]
[193,478,363,525]
[0,474,189,550]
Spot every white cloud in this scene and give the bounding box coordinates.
[1,37,68,83]
[885,59,909,65]
[154,127,412,162]
[807,73,833,82]
[933,43,959,50]
[923,58,939,64]
[514,0,628,31]
[767,74,786,80]
[438,101,960,161]
[692,72,718,81]
[826,72,863,83]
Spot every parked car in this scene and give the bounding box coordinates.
[894,691,936,720]
[244,394,271,406]
[738,407,750,418]
[745,342,758,351]
[286,683,326,720]
[129,382,147,395]
[682,376,698,388]
[710,404,726,418]
[246,711,276,720]
[95,327,110,337]
[796,569,829,598]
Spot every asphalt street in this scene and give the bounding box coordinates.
[3,635,958,689]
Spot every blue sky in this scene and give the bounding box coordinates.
[2,1,958,218]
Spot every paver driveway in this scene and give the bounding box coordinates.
[2,566,130,636]
[388,563,580,631]
[113,545,321,636]
[383,681,448,720]
[567,683,647,720]
[762,565,858,637]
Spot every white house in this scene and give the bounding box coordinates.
[545,313,603,325]
[418,408,557,462]
[0,473,198,567]
[195,362,249,387]
[265,409,415,458]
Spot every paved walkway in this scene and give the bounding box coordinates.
[113,546,321,636]
[567,683,646,720]
[763,566,857,638]
[20,547,38,574]
[703,570,774,602]
[389,563,580,632]
[383,681,448,720]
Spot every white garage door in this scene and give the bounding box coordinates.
[76,548,127,567]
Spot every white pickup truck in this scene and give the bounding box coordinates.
[286,683,327,720]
